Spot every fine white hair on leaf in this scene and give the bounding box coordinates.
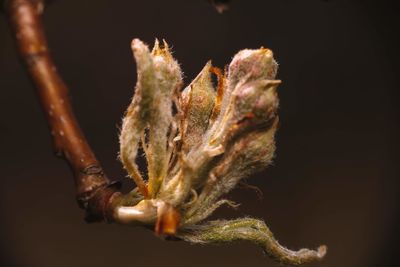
[117,38,326,265]
[119,39,182,198]
[178,218,327,266]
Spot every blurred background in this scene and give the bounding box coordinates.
[0,0,399,266]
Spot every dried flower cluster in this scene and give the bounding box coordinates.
[115,39,326,265]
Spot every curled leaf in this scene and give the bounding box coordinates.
[179,218,327,265]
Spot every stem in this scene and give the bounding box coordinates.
[4,0,119,221]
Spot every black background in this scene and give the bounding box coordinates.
[0,0,399,266]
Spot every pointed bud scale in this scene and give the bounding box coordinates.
[180,61,216,151]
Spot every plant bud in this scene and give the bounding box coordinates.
[232,79,280,129]
[206,49,280,149]
[229,48,277,84]
[117,40,326,264]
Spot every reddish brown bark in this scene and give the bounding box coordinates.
[4,0,119,221]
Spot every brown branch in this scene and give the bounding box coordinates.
[4,0,120,221]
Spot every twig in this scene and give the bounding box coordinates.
[3,0,119,221]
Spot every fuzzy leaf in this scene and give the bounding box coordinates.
[119,39,182,197]
[180,61,216,152]
[179,218,326,265]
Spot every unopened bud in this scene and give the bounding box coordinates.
[228,48,278,85]
[233,79,280,128]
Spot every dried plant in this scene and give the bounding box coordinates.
[115,39,326,265]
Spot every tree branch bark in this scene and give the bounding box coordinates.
[3,0,120,222]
